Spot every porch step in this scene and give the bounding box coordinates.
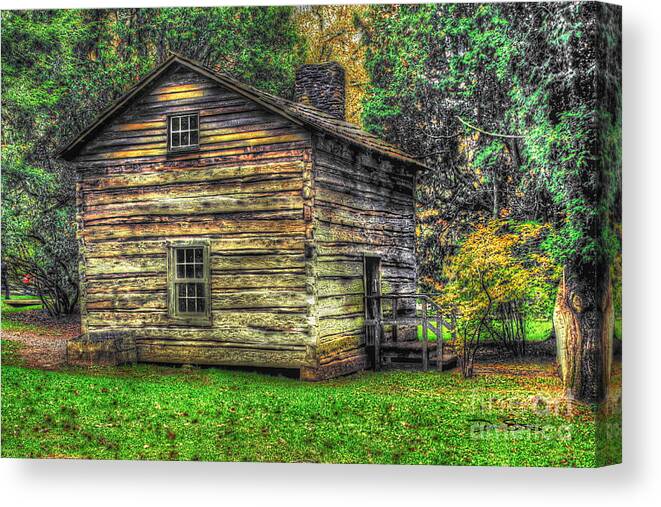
[379,341,458,371]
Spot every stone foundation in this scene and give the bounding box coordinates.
[300,352,369,381]
[66,332,137,367]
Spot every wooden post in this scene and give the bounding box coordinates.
[392,297,399,342]
[422,299,429,371]
[374,319,381,371]
[436,310,443,371]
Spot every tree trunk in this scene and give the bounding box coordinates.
[492,172,499,218]
[554,261,614,404]
[1,263,10,299]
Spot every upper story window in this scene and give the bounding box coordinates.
[169,113,199,151]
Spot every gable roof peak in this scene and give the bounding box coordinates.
[57,53,427,170]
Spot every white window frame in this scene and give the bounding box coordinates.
[168,112,199,151]
[166,241,211,326]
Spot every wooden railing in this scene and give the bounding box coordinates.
[364,293,456,371]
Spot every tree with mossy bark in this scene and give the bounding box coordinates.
[537,3,621,404]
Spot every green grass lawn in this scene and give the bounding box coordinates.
[1,294,44,313]
[615,318,622,341]
[1,319,42,332]
[417,319,553,342]
[415,318,623,343]
[1,354,620,466]
[1,295,44,332]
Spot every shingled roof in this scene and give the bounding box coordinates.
[58,53,427,169]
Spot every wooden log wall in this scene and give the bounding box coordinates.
[75,66,316,368]
[305,135,417,379]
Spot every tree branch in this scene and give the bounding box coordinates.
[456,116,524,139]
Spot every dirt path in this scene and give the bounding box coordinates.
[473,359,558,377]
[2,311,80,369]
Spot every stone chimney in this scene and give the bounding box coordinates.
[294,62,346,121]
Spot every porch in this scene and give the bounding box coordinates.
[365,293,459,371]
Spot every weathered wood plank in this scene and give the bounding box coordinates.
[318,314,364,338]
[316,260,364,278]
[83,161,304,191]
[315,205,414,234]
[85,237,305,258]
[87,310,310,331]
[77,142,309,168]
[88,326,311,345]
[137,341,312,368]
[79,133,309,161]
[86,290,308,312]
[86,253,306,276]
[83,219,306,241]
[85,272,307,293]
[85,194,304,222]
[316,294,363,318]
[85,177,303,206]
[316,278,364,297]
[314,222,415,247]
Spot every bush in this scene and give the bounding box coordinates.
[441,219,560,376]
[1,159,79,317]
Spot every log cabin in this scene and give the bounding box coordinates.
[58,53,425,380]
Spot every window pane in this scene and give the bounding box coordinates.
[181,116,189,130]
[177,264,186,278]
[177,284,186,312]
[186,249,194,263]
[176,249,184,263]
[194,264,203,278]
[190,131,199,146]
[172,132,180,147]
[172,117,180,131]
[190,115,198,129]
[186,264,194,278]
[186,283,196,312]
[194,248,201,263]
[197,296,206,313]
[181,132,189,146]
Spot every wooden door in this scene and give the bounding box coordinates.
[364,256,382,353]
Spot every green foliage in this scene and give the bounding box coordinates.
[146,7,305,97]
[443,220,560,322]
[1,296,44,332]
[362,2,622,289]
[362,3,530,290]
[526,320,554,342]
[2,363,616,466]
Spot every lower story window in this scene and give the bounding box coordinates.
[168,244,210,323]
